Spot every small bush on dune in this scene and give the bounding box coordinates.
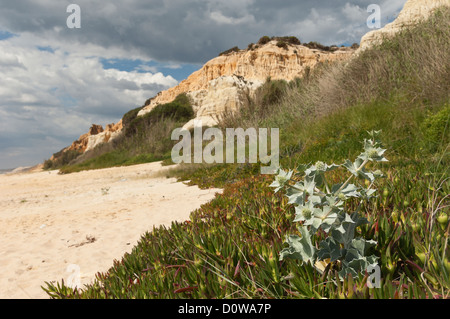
[122,106,143,130]
[421,104,450,148]
[276,41,288,50]
[257,36,301,47]
[218,46,240,56]
[124,93,193,137]
[258,36,271,45]
[274,36,301,46]
[43,149,82,170]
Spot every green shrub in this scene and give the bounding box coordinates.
[276,41,288,50]
[43,149,82,170]
[257,36,300,47]
[219,46,240,56]
[303,41,331,51]
[274,36,301,45]
[421,104,450,147]
[125,93,193,137]
[60,93,194,173]
[122,106,143,129]
[258,36,271,45]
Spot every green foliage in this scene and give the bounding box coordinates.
[276,41,288,50]
[275,36,301,45]
[122,106,143,130]
[258,36,271,45]
[125,93,193,137]
[421,104,450,148]
[43,149,82,170]
[219,46,240,56]
[43,153,449,298]
[59,150,165,174]
[303,41,332,51]
[60,94,194,174]
[256,36,300,47]
[261,79,288,107]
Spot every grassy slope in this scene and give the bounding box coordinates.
[55,94,194,174]
[43,9,449,299]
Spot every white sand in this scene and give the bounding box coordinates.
[0,162,221,299]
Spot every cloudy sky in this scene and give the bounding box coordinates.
[0,0,407,169]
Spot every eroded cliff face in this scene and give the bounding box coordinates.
[63,121,123,154]
[50,40,353,161]
[139,41,354,129]
[183,75,264,130]
[360,0,450,50]
[138,41,354,118]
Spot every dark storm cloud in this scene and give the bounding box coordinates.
[0,0,407,64]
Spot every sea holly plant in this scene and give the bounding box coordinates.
[271,130,387,279]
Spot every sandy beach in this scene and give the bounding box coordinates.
[0,162,221,299]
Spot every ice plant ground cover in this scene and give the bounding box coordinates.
[43,125,449,298]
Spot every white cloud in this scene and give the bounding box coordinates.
[0,32,178,168]
[282,1,406,45]
[210,11,255,25]
[342,3,366,22]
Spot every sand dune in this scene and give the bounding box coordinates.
[0,162,221,299]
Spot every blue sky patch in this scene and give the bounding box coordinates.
[37,45,55,53]
[0,30,15,41]
[100,58,201,82]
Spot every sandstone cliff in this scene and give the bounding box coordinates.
[139,40,354,129]
[138,41,353,118]
[360,0,450,50]
[50,39,354,162]
[182,75,263,129]
[63,121,123,154]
